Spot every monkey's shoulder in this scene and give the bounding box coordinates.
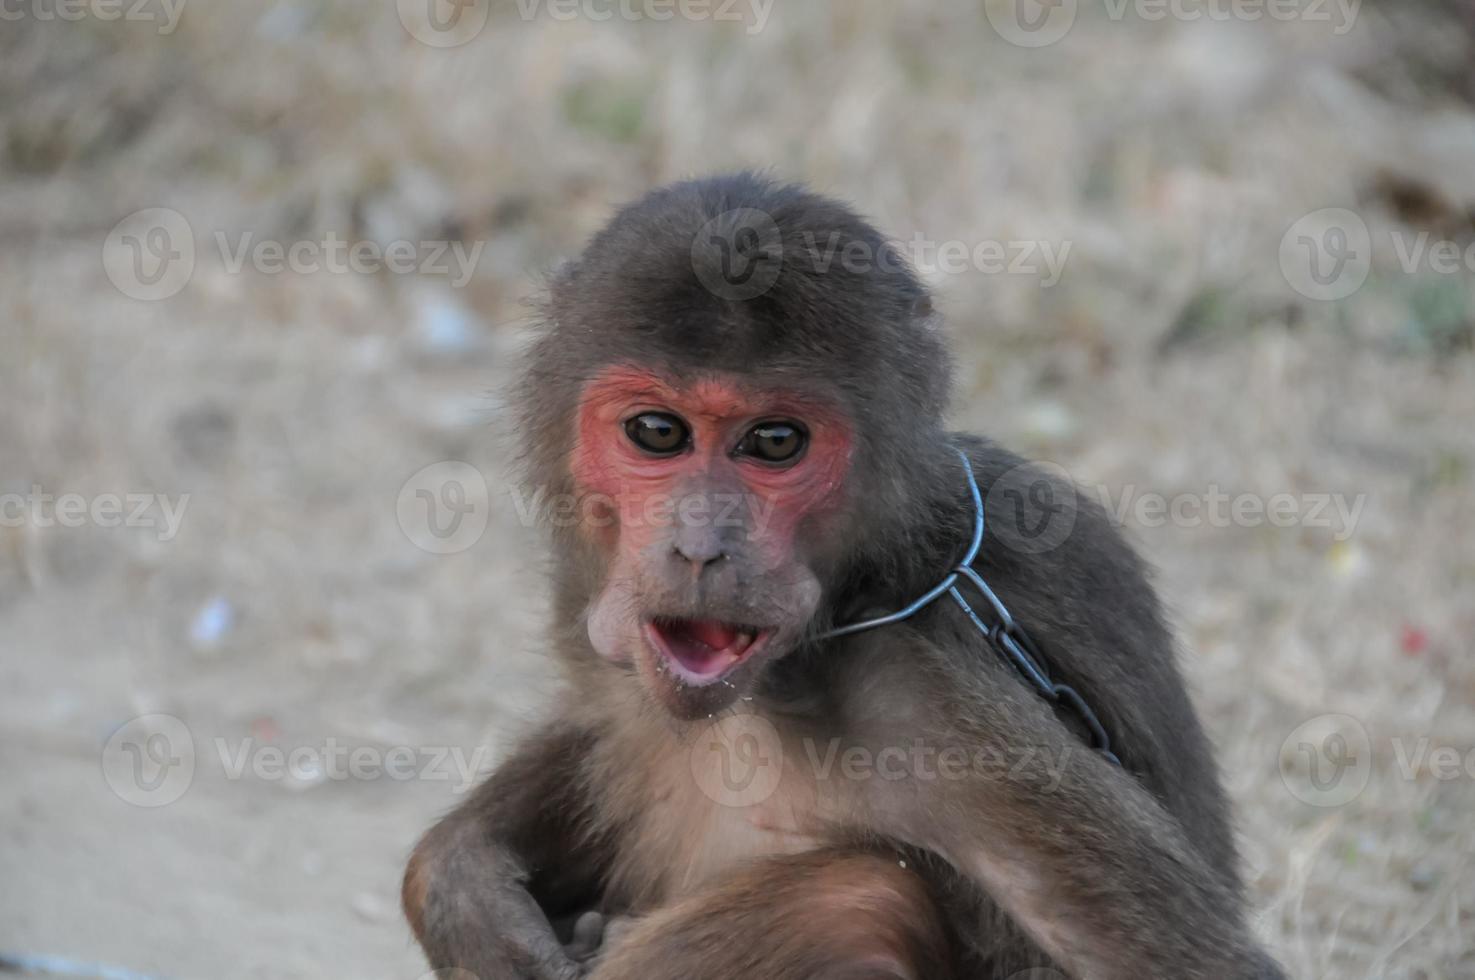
[951,435,1167,635]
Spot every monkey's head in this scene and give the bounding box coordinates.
[521,174,955,719]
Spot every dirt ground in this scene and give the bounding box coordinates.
[1,3,1473,978]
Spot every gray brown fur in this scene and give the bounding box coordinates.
[403,173,1286,979]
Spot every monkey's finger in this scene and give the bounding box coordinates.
[564,910,606,960]
[599,915,636,950]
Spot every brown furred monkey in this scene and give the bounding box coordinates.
[403,174,1285,980]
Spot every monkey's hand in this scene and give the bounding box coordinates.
[406,837,590,980]
[404,725,609,980]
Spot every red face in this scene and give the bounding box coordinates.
[572,365,854,717]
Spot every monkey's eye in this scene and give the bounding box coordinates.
[736,421,807,464]
[624,412,690,456]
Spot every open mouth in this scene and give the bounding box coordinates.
[644,617,769,684]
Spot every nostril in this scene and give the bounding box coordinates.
[673,541,726,567]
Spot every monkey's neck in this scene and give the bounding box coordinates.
[831,435,980,622]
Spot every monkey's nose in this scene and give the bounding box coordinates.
[675,540,725,569]
[672,533,727,569]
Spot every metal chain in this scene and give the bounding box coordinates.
[819,447,1121,766]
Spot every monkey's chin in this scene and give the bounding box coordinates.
[637,619,775,720]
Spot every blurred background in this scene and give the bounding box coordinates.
[1,2,1473,977]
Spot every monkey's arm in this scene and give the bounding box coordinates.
[844,640,1281,980]
[404,723,608,980]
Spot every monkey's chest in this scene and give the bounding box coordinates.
[607,730,845,908]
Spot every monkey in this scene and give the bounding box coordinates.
[402,173,1286,980]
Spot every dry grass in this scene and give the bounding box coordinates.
[1,2,1472,977]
